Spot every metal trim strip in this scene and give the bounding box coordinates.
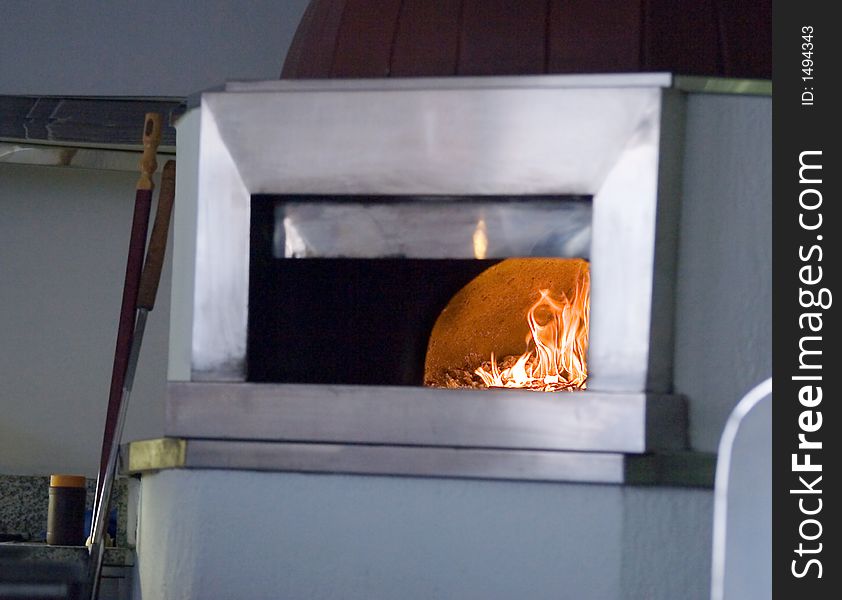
[165,382,687,453]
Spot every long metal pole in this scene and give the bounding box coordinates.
[93,114,161,512]
[88,157,176,600]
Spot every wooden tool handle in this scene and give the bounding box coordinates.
[137,113,162,190]
[138,160,176,310]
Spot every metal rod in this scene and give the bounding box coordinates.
[93,113,161,512]
[89,310,146,598]
[88,158,175,600]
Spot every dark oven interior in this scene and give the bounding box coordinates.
[247,195,592,387]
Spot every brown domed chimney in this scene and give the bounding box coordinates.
[282,0,771,80]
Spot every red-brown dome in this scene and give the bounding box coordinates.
[282,0,770,80]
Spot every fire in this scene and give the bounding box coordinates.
[475,271,589,392]
[472,218,488,259]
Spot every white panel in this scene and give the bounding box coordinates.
[621,486,714,599]
[710,379,772,600]
[673,94,772,450]
[136,469,623,600]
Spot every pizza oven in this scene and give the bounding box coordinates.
[162,74,718,482]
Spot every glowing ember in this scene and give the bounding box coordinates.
[475,273,589,391]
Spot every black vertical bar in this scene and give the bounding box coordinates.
[773,1,838,597]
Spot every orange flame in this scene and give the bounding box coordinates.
[475,271,590,391]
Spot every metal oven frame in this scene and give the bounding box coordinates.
[161,74,712,483]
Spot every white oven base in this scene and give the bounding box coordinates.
[132,469,714,600]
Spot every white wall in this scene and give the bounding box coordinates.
[0,165,170,475]
[0,0,310,96]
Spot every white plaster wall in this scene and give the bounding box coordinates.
[621,487,714,599]
[673,95,772,451]
[0,164,171,475]
[0,0,310,96]
[136,470,712,600]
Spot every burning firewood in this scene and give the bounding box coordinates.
[425,259,590,393]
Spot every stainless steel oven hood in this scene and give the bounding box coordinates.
[179,73,684,392]
[162,73,713,484]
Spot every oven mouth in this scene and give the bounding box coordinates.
[247,195,592,388]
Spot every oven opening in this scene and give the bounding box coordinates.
[247,195,592,388]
